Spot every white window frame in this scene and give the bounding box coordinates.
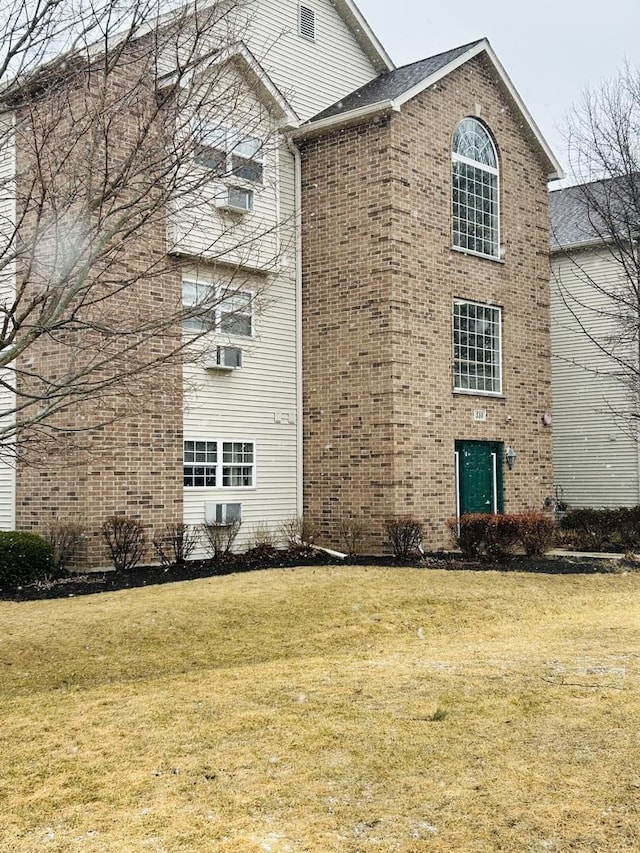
[182,278,254,338]
[184,439,256,489]
[194,122,264,185]
[452,118,500,260]
[453,299,503,396]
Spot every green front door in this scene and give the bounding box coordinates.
[455,440,504,515]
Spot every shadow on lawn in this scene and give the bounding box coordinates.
[0,547,632,602]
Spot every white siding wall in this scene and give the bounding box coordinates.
[0,114,15,530]
[242,0,380,120]
[180,0,380,549]
[169,70,280,268]
[183,140,298,550]
[551,247,640,508]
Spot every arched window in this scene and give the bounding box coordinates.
[452,118,499,258]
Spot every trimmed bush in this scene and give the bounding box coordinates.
[560,506,640,552]
[0,531,55,586]
[101,516,147,572]
[511,511,557,556]
[449,512,556,560]
[385,517,423,559]
[449,513,519,560]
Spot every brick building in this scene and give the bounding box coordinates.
[296,40,562,551]
[0,8,562,561]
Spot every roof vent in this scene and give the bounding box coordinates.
[299,4,316,41]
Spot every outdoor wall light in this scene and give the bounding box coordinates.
[505,446,517,470]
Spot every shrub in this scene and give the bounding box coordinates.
[247,522,277,549]
[101,516,147,572]
[201,519,241,560]
[337,517,367,556]
[449,512,557,560]
[512,511,557,556]
[152,523,198,569]
[448,513,520,560]
[278,516,319,548]
[0,531,55,586]
[385,517,423,559]
[43,519,86,572]
[560,506,640,551]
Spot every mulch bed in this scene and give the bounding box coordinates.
[0,548,632,603]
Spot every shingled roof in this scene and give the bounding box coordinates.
[295,38,563,181]
[550,177,640,249]
[310,40,483,123]
[549,184,599,249]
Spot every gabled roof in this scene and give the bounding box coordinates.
[294,37,563,182]
[214,43,300,129]
[158,41,299,129]
[309,40,482,123]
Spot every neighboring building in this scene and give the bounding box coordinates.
[550,181,640,508]
[297,39,561,551]
[0,4,562,561]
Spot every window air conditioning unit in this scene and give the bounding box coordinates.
[216,185,253,213]
[205,501,242,525]
[204,346,243,371]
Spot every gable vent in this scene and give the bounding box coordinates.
[299,4,316,41]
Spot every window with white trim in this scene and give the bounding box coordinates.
[182,279,253,337]
[184,440,255,488]
[452,118,499,258]
[453,300,502,395]
[194,123,264,184]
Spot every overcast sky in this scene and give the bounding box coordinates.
[357,0,640,184]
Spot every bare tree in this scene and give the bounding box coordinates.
[553,65,640,429]
[0,0,287,459]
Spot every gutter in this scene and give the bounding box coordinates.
[291,99,399,141]
[550,238,607,254]
[285,134,304,520]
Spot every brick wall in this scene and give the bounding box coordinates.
[300,54,553,552]
[13,52,184,566]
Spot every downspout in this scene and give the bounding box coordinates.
[285,133,304,518]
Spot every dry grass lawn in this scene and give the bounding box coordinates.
[1,566,639,851]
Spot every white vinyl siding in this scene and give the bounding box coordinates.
[551,247,640,508]
[0,113,15,530]
[183,141,299,550]
[240,0,380,121]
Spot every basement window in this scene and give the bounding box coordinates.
[298,4,316,41]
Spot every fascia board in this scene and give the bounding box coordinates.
[292,99,398,139]
[332,0,394,72]
[218,44,300,127]
[164,41,300,128]
[550,238,607,253]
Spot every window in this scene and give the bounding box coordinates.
[194,123,264,184]
[182,279,253,337]
[453,300,502,395]
[183,440,217,487]
[184,440,255,488]
[452,118,499,258]
[222,442,254,486]
[299,4,316,40]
